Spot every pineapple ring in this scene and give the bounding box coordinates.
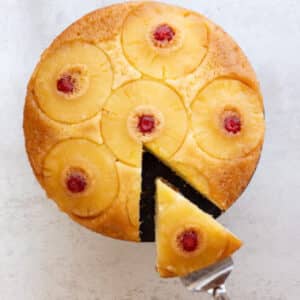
[35,41,113,124]
[191,79,265,160]
[101,80,188,167]
[122,2,208,79]
[43,139,119,217]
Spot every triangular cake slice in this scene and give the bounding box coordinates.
[155,179,242,278]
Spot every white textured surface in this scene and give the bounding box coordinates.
[0,0,299,299]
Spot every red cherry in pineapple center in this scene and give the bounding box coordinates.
[224,115,241,134]
[66,171,87,194]
[153,24,176,42]
[57,75,75,94]
[138,115,156,134]
[178,230,199,252]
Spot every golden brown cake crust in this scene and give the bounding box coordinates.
[23,2,265,242]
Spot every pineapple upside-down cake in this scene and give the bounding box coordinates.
[23,2,265,277]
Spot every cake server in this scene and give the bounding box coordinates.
[180,257,233,300]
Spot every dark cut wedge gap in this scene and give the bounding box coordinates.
[140,151,222,242]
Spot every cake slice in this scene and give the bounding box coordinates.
[155,179,242,277]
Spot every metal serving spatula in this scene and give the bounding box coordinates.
[180,257,234,300]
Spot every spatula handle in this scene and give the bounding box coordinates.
[212,285,230,300]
